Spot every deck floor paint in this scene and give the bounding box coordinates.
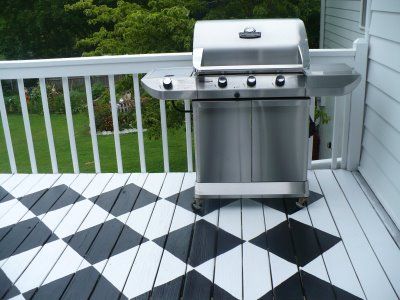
[0,171,398,300]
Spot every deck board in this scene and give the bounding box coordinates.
[315,169,398,299]
[0,171,398,300]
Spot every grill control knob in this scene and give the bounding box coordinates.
[218,76,227,88]
[163,77,173,89]
[247,76,256,87]
[275,75,285,87]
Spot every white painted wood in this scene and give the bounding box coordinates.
[307,171,365,298]
[133,74,146,173]
[324,37,345,49]
[372,0,400,13]
[326,0,361,11]
[315,169,398,299]
[326,7,361,21]
[325,23,363,41]
[325,30,355,48]
[0,174,59,228]
[122,173,183,299]
[62,77,79,173]
[159,100,169,172]
[17,78,37,173]
[369,36,400,73]
[118,173,166,296]
[331,96,341,169]
[5,174,109,291]
[0,174,32,220]
[359,151,400,228]
[263,203,298,289]
[367,60,400,104]
[84,76,101,173]
[39,78,58,173]
[362,130,400,191]
[0,174,12,185]
[242,199,272,299]
[346,38,368,170]
[0,51,355,80]
[334,169,400,295]
[0,81,16,173]
[326,15,364,33]
[108,75,123,173]
[154,173,196,289]
[320,0,327,48]
[369,11,400,43]
[184,100,193,172]
[308,97,315,169]
[214,200,242,299]
[340,93,351,169]
[363,107,400,162]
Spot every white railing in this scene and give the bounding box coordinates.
[0,41,367,174]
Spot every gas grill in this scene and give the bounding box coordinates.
[141,19,360,206]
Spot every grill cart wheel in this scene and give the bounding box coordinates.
[296,197,309,208]
[192,197,203,212]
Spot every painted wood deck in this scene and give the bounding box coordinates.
[0,170,399,300]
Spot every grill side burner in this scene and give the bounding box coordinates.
[141,19,361,202]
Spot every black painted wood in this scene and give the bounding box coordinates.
[151,184,196,300]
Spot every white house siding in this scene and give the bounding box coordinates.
[358,0,400,228]
[322,0,365,48]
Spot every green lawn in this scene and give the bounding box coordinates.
[0,113,191,173]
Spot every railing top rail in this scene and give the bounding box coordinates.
[0,49,356,80]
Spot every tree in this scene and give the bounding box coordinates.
[0,0,90,59]
[67,0,320,56]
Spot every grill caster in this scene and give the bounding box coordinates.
[192,197,203,212]
[296,197,309,208]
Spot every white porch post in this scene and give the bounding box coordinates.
[345,38,368,170]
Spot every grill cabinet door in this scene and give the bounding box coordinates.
[252,99,309,182]
[193,101,252,183]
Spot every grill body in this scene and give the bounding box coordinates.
[141,19,361,200]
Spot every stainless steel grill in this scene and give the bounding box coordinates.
[142,19,360,206]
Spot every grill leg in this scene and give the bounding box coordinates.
[192,197,203,212]
[296,197,309,208]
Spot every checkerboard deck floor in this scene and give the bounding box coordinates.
[0,170,399,300]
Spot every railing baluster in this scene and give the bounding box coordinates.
[0,81,17,173]
[133,74,146,173]
[17,78,37,173]
[39,78,58,173]
[184,99,193,172]
[84,76,101,173]
[341,93,351,169]
[159,99,170,172]
[308,97,315,169]
[331,96,341,169]
[62,77,79,173]
[108,75,123,173]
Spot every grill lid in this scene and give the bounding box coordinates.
[193,19,310,74]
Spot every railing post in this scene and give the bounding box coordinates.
[0,81,17,173]
[133,74,146,173]
[159,99,170,172]
[108,75,123,173]
[39,78,58,173]
[346,38,368,170]
[331,96,342,169]
[184,100,193,172]
[17,78,37,173]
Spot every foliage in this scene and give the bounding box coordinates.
[0,0,89,59]
[314,98,331,126]
[4,84,87,115]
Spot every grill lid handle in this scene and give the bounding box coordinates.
[193,48,305,74]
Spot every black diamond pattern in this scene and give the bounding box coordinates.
[0,175,366,300]
[0,186,14,203]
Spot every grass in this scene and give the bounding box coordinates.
[0,113,191,173]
